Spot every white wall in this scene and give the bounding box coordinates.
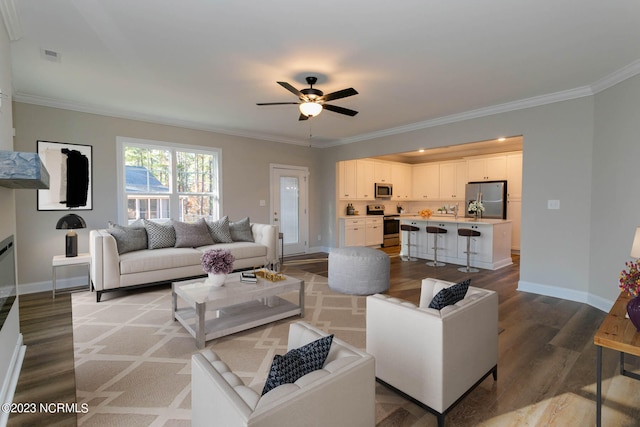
[0,14,24,419]
[12,103,322,288]
[319,96,602,307]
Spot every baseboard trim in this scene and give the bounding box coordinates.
[0,333,26,426]
[518,280,614,312]
[18,276,88,295]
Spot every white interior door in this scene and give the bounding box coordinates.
[270,165,308,256]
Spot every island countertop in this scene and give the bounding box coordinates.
[398,215,511,225]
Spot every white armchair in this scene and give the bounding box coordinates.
[366,278,498,427]
[192,321,376,427]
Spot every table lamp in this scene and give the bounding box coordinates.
[56,213,86,257]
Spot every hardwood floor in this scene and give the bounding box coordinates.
[8,248,640,426]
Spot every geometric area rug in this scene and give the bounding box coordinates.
[71,269,413,426]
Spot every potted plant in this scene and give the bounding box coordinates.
[467,200,484,220]
[201,249,235,287]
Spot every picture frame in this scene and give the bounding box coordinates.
[37,140,93,211]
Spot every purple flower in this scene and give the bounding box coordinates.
[201,249,235,274]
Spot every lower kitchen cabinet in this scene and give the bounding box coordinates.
[340,217,383,247]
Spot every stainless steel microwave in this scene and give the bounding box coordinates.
[375,183,393,198]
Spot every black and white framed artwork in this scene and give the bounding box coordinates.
[37,140,93,211]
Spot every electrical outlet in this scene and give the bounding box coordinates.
[547,200,560,209]
[317,234,321,241]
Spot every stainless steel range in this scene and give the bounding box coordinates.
[367,204,400,247]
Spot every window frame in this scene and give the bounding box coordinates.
[116,136,223,224]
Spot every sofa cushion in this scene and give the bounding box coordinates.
[199,242,267,260]
[144,220,176,249]
[106,224,148,254]
[119,247,203,275]
[229,217,254,242]
[428,279,470,310]
[205,216,233,243]
[261,334,334,395]
[173,218,215,248]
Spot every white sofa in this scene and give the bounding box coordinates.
[90,222,277,302]
[191,321,376,427]
[366,278,498,427]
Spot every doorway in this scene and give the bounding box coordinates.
[270,164,309,256]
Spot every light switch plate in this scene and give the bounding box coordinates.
[547,199,560,209]
[259,200,266,207]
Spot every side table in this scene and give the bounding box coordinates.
[52,253,91,299]
[594,292,640,426]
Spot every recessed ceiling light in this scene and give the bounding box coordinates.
[419,149,425,153]
[497,137,506,142]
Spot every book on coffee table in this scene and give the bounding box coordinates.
[240,272,257,283]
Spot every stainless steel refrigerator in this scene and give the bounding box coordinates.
[464,180,507,219]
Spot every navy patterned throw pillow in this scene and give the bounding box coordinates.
[261,334,334,395]
[428,279,470,310]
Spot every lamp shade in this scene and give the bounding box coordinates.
[631,227,640,258]
[56,213,86,230]
[299,102,322,117]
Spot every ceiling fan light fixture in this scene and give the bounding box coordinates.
[299,102,323,117]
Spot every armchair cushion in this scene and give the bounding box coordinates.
[262,334,334,395]
[428,279,470,310]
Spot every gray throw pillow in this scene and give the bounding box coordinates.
[106,224,148,254]
[144,220,176,249]
[229,217,254,242]
[173,218,215,248]
[206,216,233,243]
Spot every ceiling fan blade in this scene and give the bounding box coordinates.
[298,113,309,121]
[256,102,300,106]
[323,104,359,117]
[277,81,303,98]
[321,87,358,102]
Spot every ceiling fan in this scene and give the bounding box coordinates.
[257,76,358,121]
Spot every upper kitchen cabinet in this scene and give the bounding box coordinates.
[412,163,440,200]
[467,155,506,181]
[374,161,392,183]
[506,152,523,199]
[356,159,375,199]
[439,160,468,201]
[391,163,412,200]
[338,160,357,199]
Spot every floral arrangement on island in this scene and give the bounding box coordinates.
[468,200,485,215]
[201,249,235,275]
[619,260,640,298]
[419,209,433,218]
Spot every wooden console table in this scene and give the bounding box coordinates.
[593,292,640,427]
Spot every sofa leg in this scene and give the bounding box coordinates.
[96,291,102,303]
[492,365,498,381]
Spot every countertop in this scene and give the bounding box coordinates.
[398,215,511,225]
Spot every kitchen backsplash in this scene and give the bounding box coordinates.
[339,200,466,216]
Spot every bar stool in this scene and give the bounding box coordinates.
[458,228,481,273]
[426,226,447,267]
[400,224,419,261]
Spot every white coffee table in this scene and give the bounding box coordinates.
[172,272,304,349]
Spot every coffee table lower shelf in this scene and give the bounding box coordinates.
[174,297,302,348]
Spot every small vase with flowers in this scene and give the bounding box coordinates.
[619,259,640,331]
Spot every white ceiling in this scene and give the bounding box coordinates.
[4,0,640,148]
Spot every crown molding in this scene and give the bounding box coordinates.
[13,58,640,149]
[12,92,312,147]
[0,0,22,41]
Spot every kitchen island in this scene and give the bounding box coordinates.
[399,215,512,270]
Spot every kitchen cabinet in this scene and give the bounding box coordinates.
[340,217,383,247]
[356,159,375,199]
[374,161,392,183]
[439,160,468,201]
[506,152,522,199]
[412,163,440,200]
[467,155,506,181]
[507,199,521,251]
[391,163,412,200]
[365,217,384,246]
[338,160,357,199]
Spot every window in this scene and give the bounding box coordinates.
[117,138,221,224]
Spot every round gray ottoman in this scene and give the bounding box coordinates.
[328,247,390,295]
